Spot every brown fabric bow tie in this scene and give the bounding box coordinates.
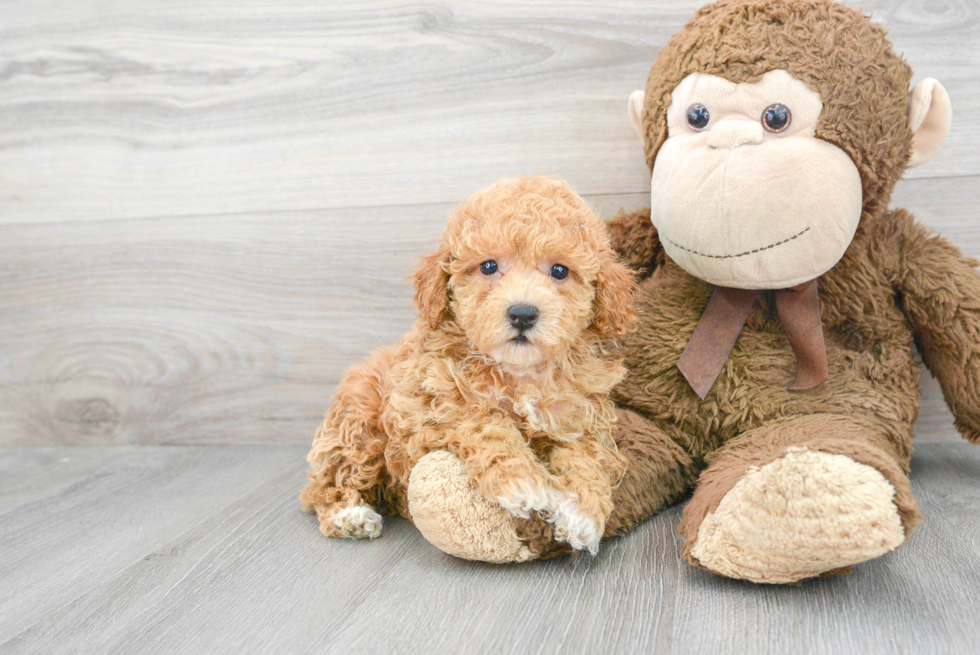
[677,279,828,399]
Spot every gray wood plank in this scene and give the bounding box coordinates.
[3,442,980,654]
[0,444,305,642]
[0,447,143,516]
[1,177,975,446]
[2,457,416,655]
[0,0,976,225]
[909,441,980,560]
[308,508,683,655]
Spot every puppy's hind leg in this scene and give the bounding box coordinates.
[303,469,384,539]
[300,350,394,540]
[325,503,384,540]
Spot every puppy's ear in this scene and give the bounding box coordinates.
[592,254,637,336]
[412,243,452,329]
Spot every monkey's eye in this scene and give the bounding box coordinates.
[479,260,498,276]
[762,103,791,133]
[550,264,569,280]
[686,103,710,131]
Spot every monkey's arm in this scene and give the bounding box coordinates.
[605,208,663,281]
[882,210,980,443]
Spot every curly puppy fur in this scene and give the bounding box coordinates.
[300,176,636,554]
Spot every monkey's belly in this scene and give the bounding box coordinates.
[612,271,921,453]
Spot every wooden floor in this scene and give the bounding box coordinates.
[2,0,980,653]
[2,441,980,654]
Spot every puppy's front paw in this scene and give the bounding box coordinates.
[329,505,383,539]
[496,477,561,519]
[550,495,602,555]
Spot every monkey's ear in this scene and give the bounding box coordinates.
[908,78,952,168]
[412,244,452,330]
[592,258,637,337]
[627,90,646,144]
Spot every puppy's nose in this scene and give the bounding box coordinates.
[507,304,539,333]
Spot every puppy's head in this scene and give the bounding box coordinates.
[413,177,636,370]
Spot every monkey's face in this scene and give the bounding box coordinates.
[648,70,863,289]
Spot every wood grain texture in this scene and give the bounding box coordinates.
[2,442,980,654]
[0,445,306,642]
[0,0,977,224]
[1,177,976,446]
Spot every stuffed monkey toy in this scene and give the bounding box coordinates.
[406,0,979,583]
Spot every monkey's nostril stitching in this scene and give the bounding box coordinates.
[708,121,764,149]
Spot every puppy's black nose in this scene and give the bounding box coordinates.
[508,304,539,333]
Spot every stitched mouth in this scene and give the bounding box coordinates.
[664,227,810,260]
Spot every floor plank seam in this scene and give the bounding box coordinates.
[0,463,305,649]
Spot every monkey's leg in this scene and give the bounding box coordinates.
[407,451,554,563]
[680,413,921,584]
[407,407,698,562]
[300,353,393,539]
[604,408,701,537]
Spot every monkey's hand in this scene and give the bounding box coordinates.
[883,211,980,444]
[605,208,662,281]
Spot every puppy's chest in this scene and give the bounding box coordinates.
[412,360,591,439]
[496,389,584,439]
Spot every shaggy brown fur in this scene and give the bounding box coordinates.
[300,176,636,552]
[512,0,980,578]
[636,0,913,224]
[589,0,980,578]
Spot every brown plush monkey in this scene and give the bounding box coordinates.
[407,0,979,583]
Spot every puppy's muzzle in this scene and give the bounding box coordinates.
[507,304,539,335]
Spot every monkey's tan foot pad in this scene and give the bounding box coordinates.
[689,448,905,584]
[408,450,537,563]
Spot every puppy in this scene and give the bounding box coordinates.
[300,176,635,554]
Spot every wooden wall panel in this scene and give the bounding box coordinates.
[0,0,977,224]
[1,177,975,445]
[1,1,977,444]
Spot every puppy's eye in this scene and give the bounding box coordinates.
[550,264,569,280]
[686,103,710,131]
[762,103,791,133]
[479,260,498,276]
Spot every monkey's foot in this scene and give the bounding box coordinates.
[689,448,905,583]
[408,451,571,563]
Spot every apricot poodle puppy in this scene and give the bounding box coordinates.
[300,176,635,554]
